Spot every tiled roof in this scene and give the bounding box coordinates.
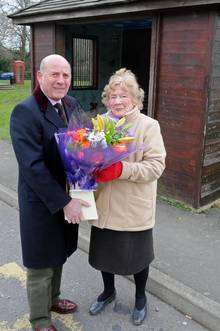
[9,0,219,23]
[10,0,136,18]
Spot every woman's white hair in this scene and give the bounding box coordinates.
[102,68,145,109]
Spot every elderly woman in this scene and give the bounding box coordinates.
[89,68,166,326]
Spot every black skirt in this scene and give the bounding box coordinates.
[89,226,154,275]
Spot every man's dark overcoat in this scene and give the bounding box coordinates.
[10,87,81,268]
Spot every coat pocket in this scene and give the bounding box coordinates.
[126,194,153,228]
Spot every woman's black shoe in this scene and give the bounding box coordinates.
[89,291,116,315]
[132,304,147,326]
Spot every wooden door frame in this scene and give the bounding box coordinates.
[148,14,161,118]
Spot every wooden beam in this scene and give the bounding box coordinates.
[30,25,35,91]
[31,23,56,88]
[55,25,65,56]
[11,0,220,25]
[148,14,160,118]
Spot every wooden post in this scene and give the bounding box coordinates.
[148,14,161,118]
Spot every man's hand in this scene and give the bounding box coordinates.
[64,198,90,224]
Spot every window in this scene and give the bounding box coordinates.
[72,36,98,89]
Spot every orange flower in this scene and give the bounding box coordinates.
[81,140,91,148]
[71,128,90,147]
[78,128,87,139]
[113,144,127,153]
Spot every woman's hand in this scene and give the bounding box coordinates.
[95,162,123,183]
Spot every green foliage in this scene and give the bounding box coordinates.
[0,80,31,140]
[93,115,133,146]
[0,57,11,73]
[104,118,121,145]
[0,45,31,78]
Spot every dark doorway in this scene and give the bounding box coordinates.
[122,27,151,115]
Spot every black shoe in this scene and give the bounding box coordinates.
[89,291,116,315]
[132,304,147,326]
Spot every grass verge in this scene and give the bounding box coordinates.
[0,81,31,141]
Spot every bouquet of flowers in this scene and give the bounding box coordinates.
[55,111,142,220]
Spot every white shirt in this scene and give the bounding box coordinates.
[40,86,62,111]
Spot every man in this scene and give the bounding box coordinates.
[10,54,89,331]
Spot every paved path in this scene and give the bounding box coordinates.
[0,200,209,331]
[0,140,220,330]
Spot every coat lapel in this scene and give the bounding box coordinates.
[33,86,67,129]
[62,96,74,122]
[44,102,65,129]
[33,86,79,129]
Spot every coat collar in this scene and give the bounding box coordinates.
[124,106,140,122]
[107,106,140,123]
[33,85,71,129]
[33,85,48,112]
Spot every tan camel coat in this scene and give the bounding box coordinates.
[92,107,166,231]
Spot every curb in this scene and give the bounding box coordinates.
[1,184,220,331]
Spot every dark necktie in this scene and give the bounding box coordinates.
[54,103,68,126]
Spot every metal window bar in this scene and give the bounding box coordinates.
[73,37,95,88]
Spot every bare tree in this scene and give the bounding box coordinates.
[0,0,38,60]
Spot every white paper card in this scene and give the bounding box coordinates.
[69,189,98,221]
